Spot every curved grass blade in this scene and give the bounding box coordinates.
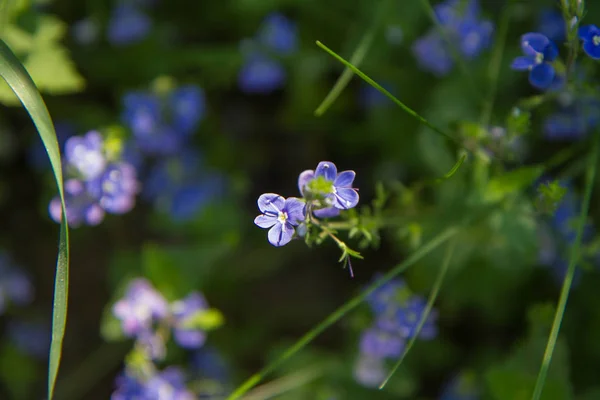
[379,239,456,389]
[314,0,390,116]
[0,39,70,400]
[531,133,599,400]
[315,40,461,148]
[435,151,467,183]
[226,225,461,400]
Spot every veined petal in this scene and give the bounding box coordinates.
[583,40,600,59]
[334,170,356,187]
[334,188,359,209]
[314,207,340,218]
[521,32,550,55]
[254,214,278,228]
[257,193,285,214]
[284,197,305,225]
[578,24,600,41]
[267,222,294,246]
[510,56,536,71]
[314,161,337,181]
[297,170,314,195]
[529,63,555,89]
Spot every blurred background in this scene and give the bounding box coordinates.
[2,0,600,399]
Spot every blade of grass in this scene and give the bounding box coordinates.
[316,40,460,148]
[379,238,456,388]
[226,225,461,400]
[0,39,70,400]
[242,364,327,400]
[314,0,390,116]
[531,132,599,400]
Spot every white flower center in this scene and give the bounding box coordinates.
[278,211,288,224]
[594,35,600,46]
[535,52,544,64]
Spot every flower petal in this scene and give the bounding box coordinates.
[314,207,340,218]
[267,222,294,246]
[334,188,360,209]
[254,214,277,228]
[578,24,600,41]
[510,56,536,71]
[334,170,356,188]
[529,63,555,90]
[543,41,558,61]
[314,161,338,181]
[283,197,305,225]
[297,170,314,195]
[173,328,206,349]
[583,40,600,59]
[257,193,285,214]
[521,33,550,55]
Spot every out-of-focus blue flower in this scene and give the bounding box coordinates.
[87,163,139,214]
[107,4,151,46]
[377,296,438,340]
[137,330,167,360]
[8,320,49,358]
[169,86,207,135]
[238,13,297,94]
[538,9,566,43]
[144,367,195,400]
[511,33,558,90]
[578,25,600,59]
[238,52,287,94]
[64,131,106,180]
[254,193,306,246]
[49,178,106,227]
[359,327,405,358]
[439,371,480,400]
[113,278,169,338]
[353,355,386,388]
[366,278,407,315]
[413,0,493,75]
[111,372,145,400]
[0,252,34,314]
[256,12,298,55]
[192,346,230,387]
[171,292,209,349]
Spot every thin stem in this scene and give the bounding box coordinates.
[242,364,327,400]
[531,132,599,400]
[225,225,461,400]
[480,0,513,127]
[379,238,456,388]
[316,40,461,148]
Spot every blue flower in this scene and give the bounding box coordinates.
[377,296,438,340]
[112,278,169,338]
[87,163,138,214]
[64,131,106,180]
[511,33,558,90]
[254,193,306,247]
[112,372,146,400]
[412,30,454,76]
[456,19,493,59]
[171,292,209,349]
[107,4,151,46]
[578,25,600,59]
[191,346,230,387]
[238,52,287,94]
[169,85,206,135]
[366,278,406,314]
[0,252,34,314]
[359,327,405,358]
[538,9,566,43]
[299,161,359,211]
[256,12,298,55]
[144,367,195,400]
[353,355,386,388]
[49,178,106,227]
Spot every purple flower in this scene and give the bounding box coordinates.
[169,85,206,135]
[111,372,145,400]
[254,193,305,246]
[511,33,558,90]
[49,179,106,227]
[412,30,454,76]
[457,19,493,59]
[144,367,195,400]
[137,330,166,360]
[256,13,298,55]
[366,277,406,315]
[191,346,230,385]
[0,252,34,314]
[113,278,169,338]
[578,25,600,59]
[87,162,138,214]
[377,297,438,340]
[64,131,106,180]
[238,52,287,94]
[107,4,151,46]
[353,355,386,388]
[300,161,359,211]
[359,327,405,358]
[171,292,209,349]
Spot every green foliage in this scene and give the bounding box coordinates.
[483,166,544,203]
[536,180,568,215]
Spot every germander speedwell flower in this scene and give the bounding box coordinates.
[254,193,306,246]
[578,24,600,59]
[511,33,558,89]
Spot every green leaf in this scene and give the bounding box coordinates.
[180,309,224,331]
[0,39,70,400]
[483,165,544,203]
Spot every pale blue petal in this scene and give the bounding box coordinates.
[314,207,340,218]
[521,33,550,55]
[283,197,305,225]
[334,188,359,209]
[267,223,294,246]
[314,161,337,181]
[334,170,356,187]
[511,56,536,71]
[583,40,600,59]
[297,170,314,195]
[254,214,277,228]
[578,24,600,40]
[257,193,285,214]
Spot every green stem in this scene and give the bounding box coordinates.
[316,40,461,148]
[480,0,513,127]
[531,133,599,400]
[379,238,456,388]
[242,364,327,400]
[226,225,461,400]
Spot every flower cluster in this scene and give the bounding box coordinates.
[48,131,139,227]
[412,0,493,76]
[354,277,438,387]
[238,13,298,93]
[110,278,223,398]
[254,161,359,247]
[122,82,224,220]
